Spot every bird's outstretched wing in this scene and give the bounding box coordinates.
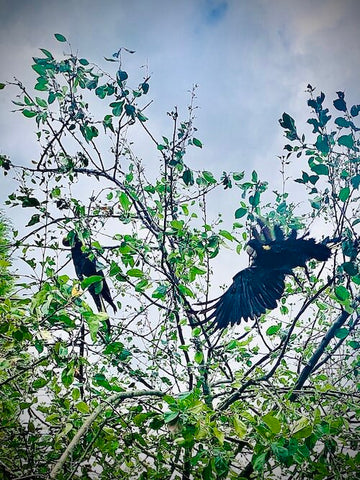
[205,266,286,330]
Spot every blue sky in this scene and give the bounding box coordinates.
[1,0,359,172]
[0,0,359,279]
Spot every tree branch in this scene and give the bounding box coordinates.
[289,308,354,401]
[49,389,164,478]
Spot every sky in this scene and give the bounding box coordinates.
[0,0,359,281]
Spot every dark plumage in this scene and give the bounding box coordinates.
[202,221,332,330]
[63,234,117,332]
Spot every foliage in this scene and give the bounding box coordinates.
[0,37,359,479]
[0,212,13,296]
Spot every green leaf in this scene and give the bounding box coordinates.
[135,278,149,292]
[170,220,184,230]
[117,69,128,82]
[32,377,49,389]
[219,230,234,241]
[54,33,67,42]
[292,417,312,439]
[0,83,6,89]
[266,324,281,336]
[19,195,41,207]
[335,117,350,128]
[338,187,350,202]
[83,311,107,342]
[26,214,40,227]
[141,82,149,94]
[343,261,358,276]
[350,104,360,116]
[61,363,74,388]
[110,101,124,116]
[103,114,114,132]
[335,327,349,339]
[194,351,204,364]
[35,97,47,108]
[86,79,98,90]
[233,416,247,439]
[22,109,37,118]
[125,104,135,117]
[279,112,297,140]
[152,284,168,299]
[233,171,245,181]
[202,462,213,480]
[126,268,144,277]
[338,134,354,149]
[48,91,56,104]
[193,137,202,148]
[271,443,289,463]
[75,401,90,413]
[315,135,329,154]
[79,58,89,66]
[351,174,360,189]
[34,79,48,91]
[202,171,216,184]
[118,192,131,210]
[178,284,195,298]
[109,261,121,277]
[81,124,99,142]
[182,169,194,186]
[189,266,206,278]
[252,451,267,471]
[310,163,329,176]
[348,340,360,349]
[262,413,281,434]
[249,191,260,207]
[213,427,224,445]
[137,112,148,122]
[81,275,103,289]
[192,327,202,337]
[164,411,179,424]
[235,207,247,219]
[333,97,347,112]
[96,86,107,99]
[335,285,350,301]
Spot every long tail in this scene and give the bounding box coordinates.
[308,239,332,261]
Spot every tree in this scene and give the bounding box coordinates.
[0,35,359,479]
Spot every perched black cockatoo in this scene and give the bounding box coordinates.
[201,220,332,330]
[63,233,117,332]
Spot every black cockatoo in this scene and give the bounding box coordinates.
[201,220,332,330]
[63,233,117,332]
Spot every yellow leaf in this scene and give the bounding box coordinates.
[71,284,83,297]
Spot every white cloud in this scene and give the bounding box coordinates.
[0,0,359,273]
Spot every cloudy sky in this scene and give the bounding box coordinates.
[0,0,359,278]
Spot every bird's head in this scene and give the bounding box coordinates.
[247,238,263,252]
[63,232,81,248]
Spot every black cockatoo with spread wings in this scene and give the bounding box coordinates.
[201,220,332,330]
[63,233,117,333]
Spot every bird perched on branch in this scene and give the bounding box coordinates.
[200,220,332,331]
[63,233,117,333]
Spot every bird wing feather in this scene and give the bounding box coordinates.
[207,267,286,330]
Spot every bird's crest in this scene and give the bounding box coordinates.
[252,218,295,245]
